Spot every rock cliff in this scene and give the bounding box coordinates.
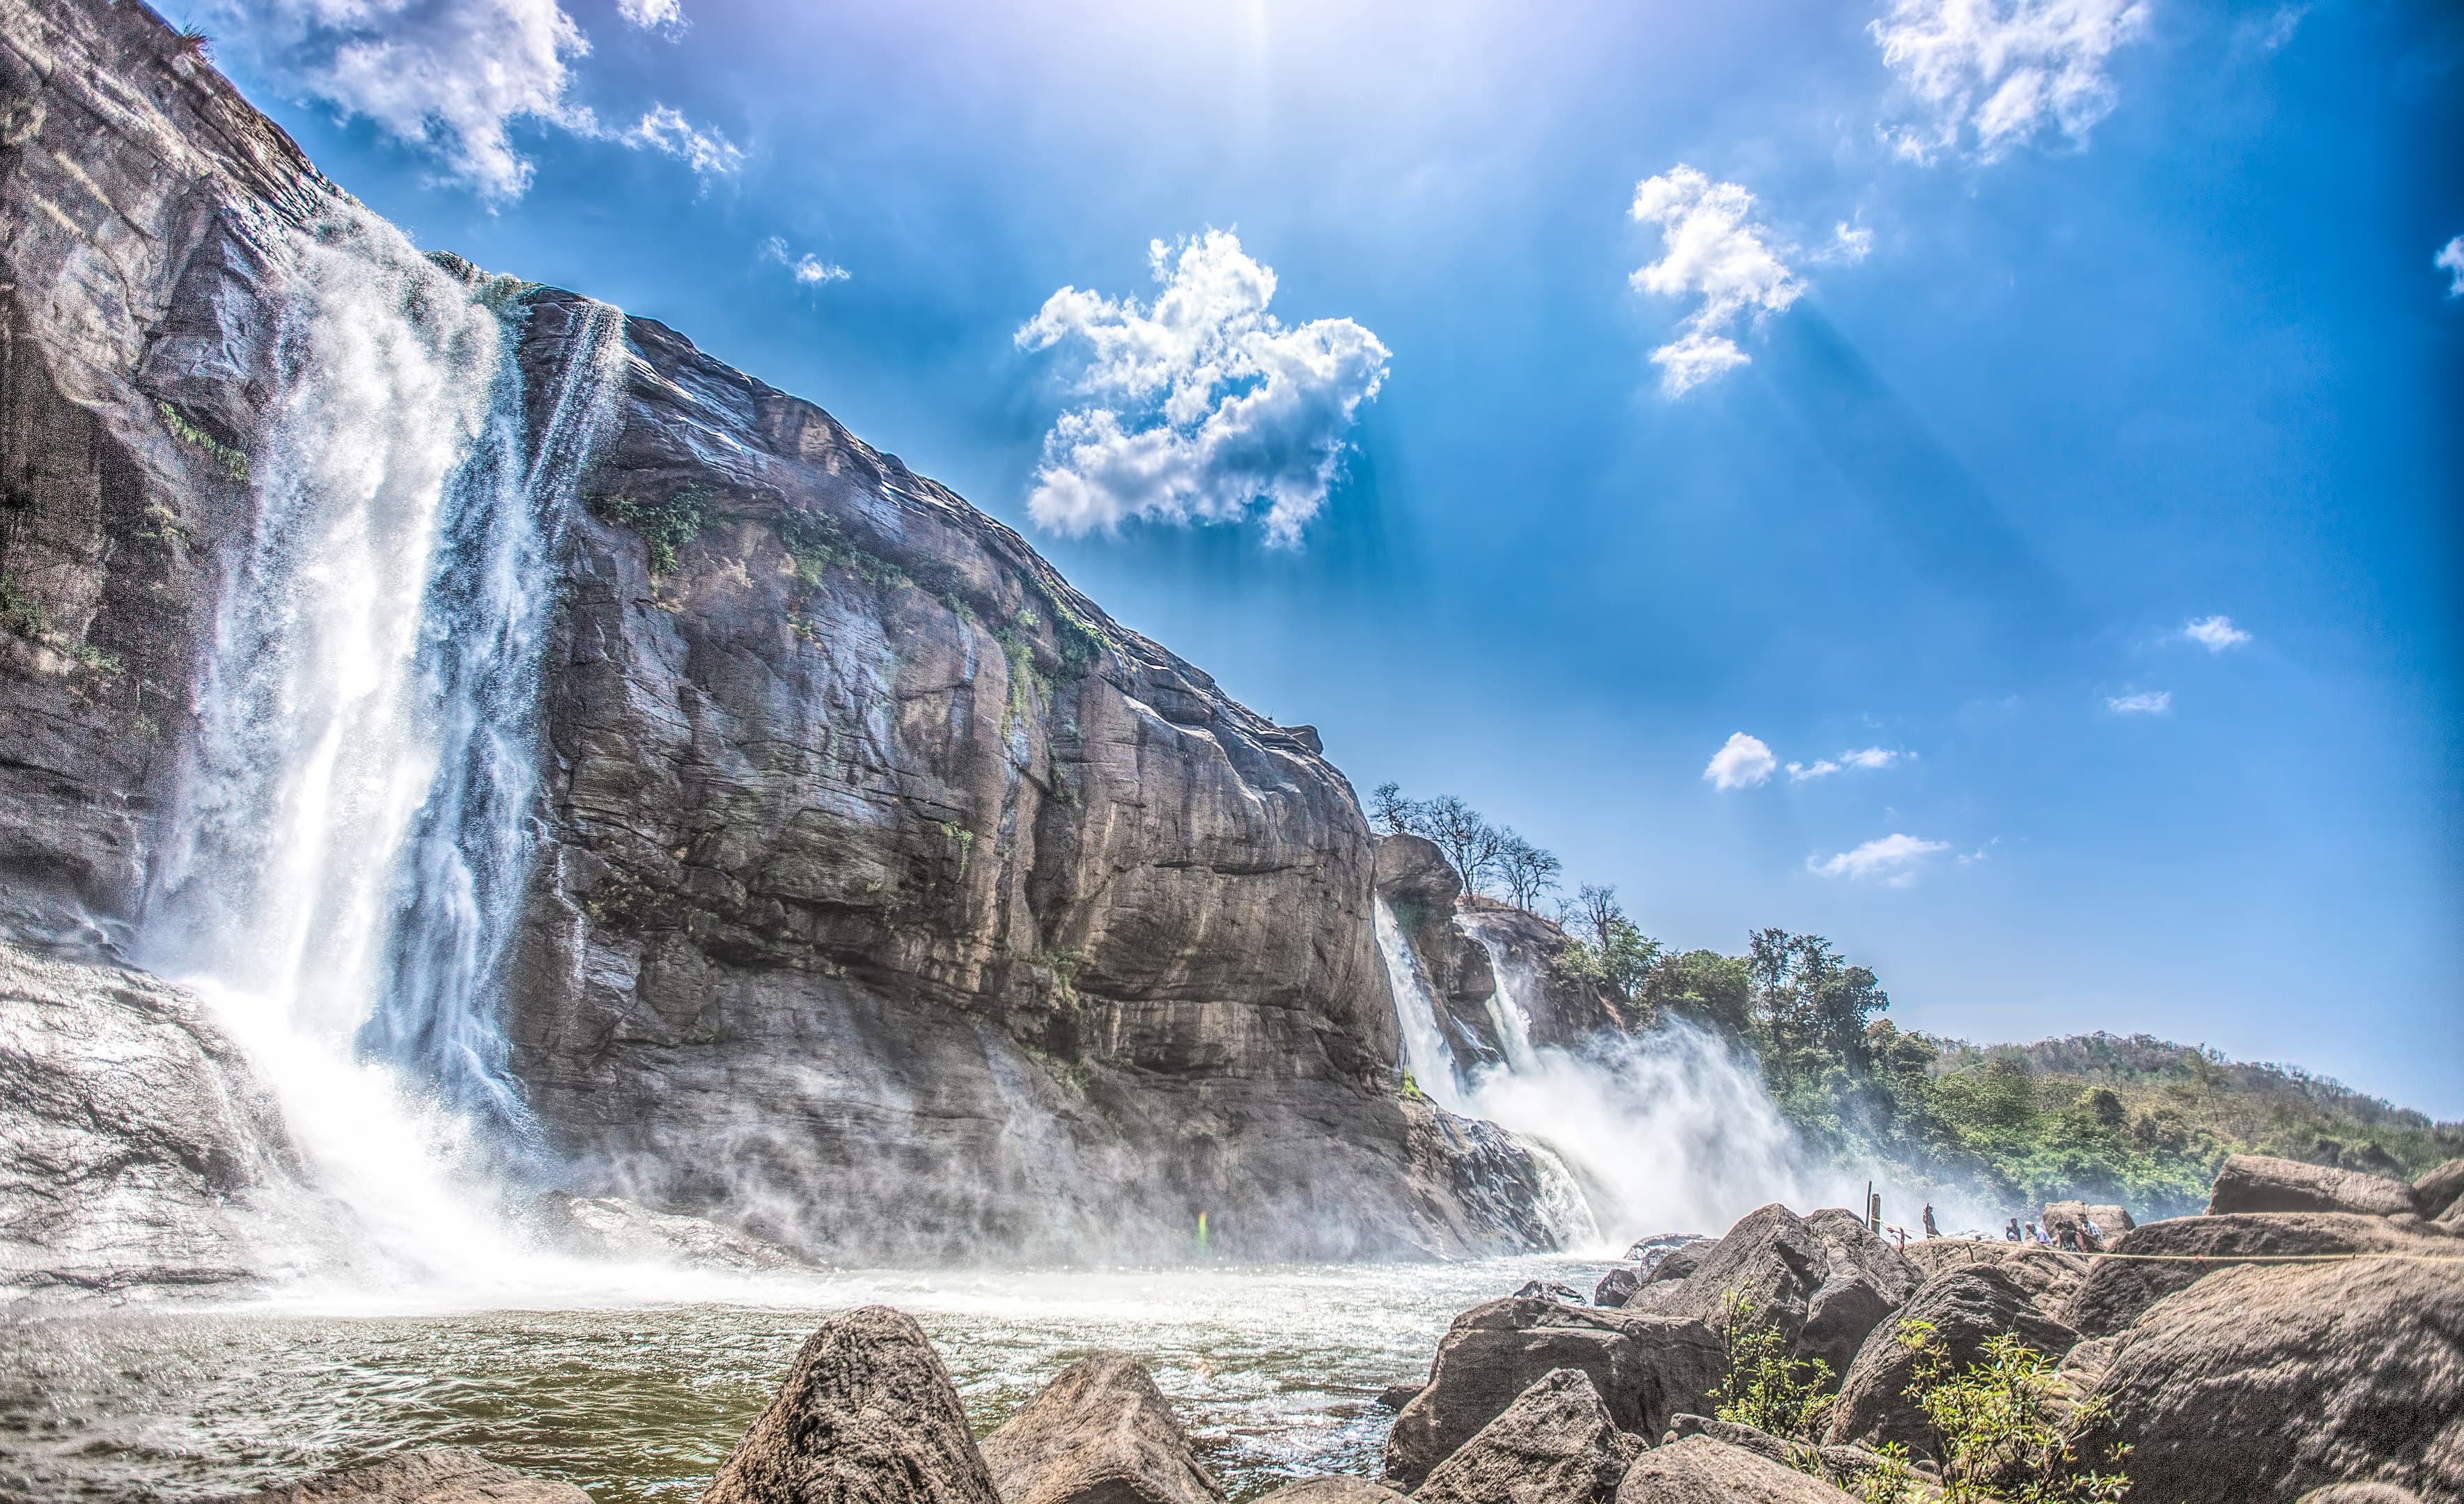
[0,0,1557,1275]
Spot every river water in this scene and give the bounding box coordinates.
[0,1258,1612,1504]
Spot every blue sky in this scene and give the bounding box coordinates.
[197,0,2463,1114]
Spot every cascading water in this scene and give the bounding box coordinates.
[1372,896,1467,1113]
[136,203,629,1294]
[1473,934,1541,1074]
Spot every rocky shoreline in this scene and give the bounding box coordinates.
[224,1154,2461,1504]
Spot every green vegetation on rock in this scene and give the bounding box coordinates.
[588,487,708,575]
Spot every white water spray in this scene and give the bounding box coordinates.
[134,205,639,1301]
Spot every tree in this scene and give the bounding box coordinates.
[1495,833,1562,909]
[1369,781,1424,836]
[1419,794,1504,896]
[1561,884,1661,999]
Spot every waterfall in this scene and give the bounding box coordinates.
[136,204,626,1290]
[1472,934,1540,1074]
[1373,897,1467,1113]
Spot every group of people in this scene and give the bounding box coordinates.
[2003,1214,2108,1251]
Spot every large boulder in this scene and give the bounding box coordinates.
[1413,1370,1638,1504]
[2062,1213,2446,1338]
[701,1306,1001,1504]
[2089,1257,2464,1503]
[1901,1240,2087,1315]
[1382,1298,1722,1487]
[2206,1155,2419,1219]
[979,1352,1224,1504]
[1614,1436,1855,1503]
[1245,1481,1408,1504]
[242,1448,591,1504]
[1619,1205,1920,1377]
[1825,1265,2080,1453]
[2412,1159,2464,1223]
[537,1193,808,1271]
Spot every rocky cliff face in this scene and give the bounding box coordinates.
[0,0,1556,1274]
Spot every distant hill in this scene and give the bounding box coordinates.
[1906,1031,2463,1221]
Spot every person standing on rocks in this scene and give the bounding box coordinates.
[1921,1204,1940,1239]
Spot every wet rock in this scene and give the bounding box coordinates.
[2088,1258,2464,1503]
[980,1352,1224,1504]
[1825,1265,2080,1454]
[701,1305,1001,1504]
[1377,1384,1422,1411]
[2061,1213,2447,1338]
[1599,1236,1715,1306]
[240,1448,591,1504]
[1623,1234,1711,1271]
[1451,901,1627,1049]
[1619,1205,1921,1377]
[2205,1154,2419,1219]
[538,1193,808,1271]
[1593,1268,1642,1309]
[1382,1298,1721,1487]
[2412,1159,2464,1222]
[1247,1481,1408,1504]
[1513,1280,1587,1305]
[1614,1436,1855,1503]
[1413,1370,1637,1504]
[0,941,302,1297]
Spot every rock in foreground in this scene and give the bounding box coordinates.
[244,1448,590,1504]
[1613,1436,1853,1503]
[2061,1213,2446,1338]
[1382,1298,1720,1487]
[2089,1257,2464,1503]
[980,1352,1224,1504]
[1246,1482,1409,1504]
[1616,1205,1919,1376]
[701,1306,1000,1504]
[1413,1370,1636,1504]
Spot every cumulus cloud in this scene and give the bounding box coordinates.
[617,0,683,29]
[1630,166,1804,394]
[625,105,741,176]
[2106,689,2171,714]
[763,237,850,287]
[2181,615,2251,652]
[2439,236,2464,297]
[1704,733,1779,791]
[1870,0,2151,163]
[1015,230,1389,545]
[205,0,590,197]
[1808,833,1952,886]
[1788,746,1901,781]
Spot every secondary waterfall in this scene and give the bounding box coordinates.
[1373,904,1900,1251]
[136,204,626,1290]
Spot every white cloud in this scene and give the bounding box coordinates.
[208,0,590,198]
[1808,833,1952,886]
[1704,733,1779,790]
[1630,166,1804,394]
[1789,746,1901,780]
[1015,230,1389,545]
[1870,0,2151,163]
[625,105,742,177]
[2106,689,2171,714]
[617,0,683,29]
[2439,236,2464,298]
[2181,614,2251,652]
[1826,223,1876,263]
[763,237,849,287]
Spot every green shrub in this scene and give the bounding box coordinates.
[588,487,707,575]
[1711,1291,1835,1448]
[156,400,248,480]
[1857,1320,2129,1503]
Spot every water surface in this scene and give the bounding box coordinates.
[0,1258,1613,1504]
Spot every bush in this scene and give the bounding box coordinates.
[1710,1290,1834,1446]
[1856,1320,2129,1504]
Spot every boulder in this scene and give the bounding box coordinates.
[1641,1242,1709,1289]
[1614,1436,1855,1503]
[2412,1159,2464,1223]
[1593,1267,1642,1309]
[2205,1155,2419,1219]
[2089,1257,2464,1503]
[1376,1384,1421,1411]
[242,1448,591,1504]
[2041,1201,2132,1249]
[979,1352,1224,1504]
[2061,1213,2446,1338]
[1901,1240,2087,1315]
[2295,1488,2423,1504]
[1825,1266,2080,1454]
[1619,1205,1920,1377]
[1247,1481,1409,1504]
[1658,1414,1805,1470]
[1514,1280,1589,1305]
[1623,1234,1713,1270]
[538,1193,808,1271]
[701,1306,1001,1504]
[1382,1298,1722,1487]
[1413,1370,1638,1504]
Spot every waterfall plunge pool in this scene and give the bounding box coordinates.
[0,1258,1617,1504]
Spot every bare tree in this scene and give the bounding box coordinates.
[1419,795,1504,896]
[1369,781,1426,836]
[1568,884,1623,957]
[1496,833,1562,909]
